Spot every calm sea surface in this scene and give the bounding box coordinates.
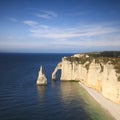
[0,53,114,120]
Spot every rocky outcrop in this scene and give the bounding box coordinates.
[52,62,62,80]
[52,52,120,104]
[36,66,47,85]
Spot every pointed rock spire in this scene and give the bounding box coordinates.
[36,65,47,85]
[39,65,44,75]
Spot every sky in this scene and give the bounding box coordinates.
[0,0,120,53]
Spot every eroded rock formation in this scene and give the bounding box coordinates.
[36,66,47,85]
[52,52,120,104]
[52,62,62,80]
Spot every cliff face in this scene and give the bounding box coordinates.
[52,62,62,80]
[53,52,120,104]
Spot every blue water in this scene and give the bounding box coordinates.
[0,53,114,120]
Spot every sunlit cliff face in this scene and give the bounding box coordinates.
[53,52,120,104]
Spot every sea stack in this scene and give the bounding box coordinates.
[36,66,47,85]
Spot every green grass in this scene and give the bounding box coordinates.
[65,52,120,81]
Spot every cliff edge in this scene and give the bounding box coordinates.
[52,51,120,104]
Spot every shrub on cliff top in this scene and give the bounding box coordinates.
[87,51,120,58]
[65,52,120,74]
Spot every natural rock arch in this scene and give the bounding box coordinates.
[52,62,62,80]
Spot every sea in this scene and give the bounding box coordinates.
[0,53,114,120]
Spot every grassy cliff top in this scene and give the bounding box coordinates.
[85,51,120,58]
[64,51,120,74]
[65,51,120,61]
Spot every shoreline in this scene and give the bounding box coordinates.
[79,82,120,120]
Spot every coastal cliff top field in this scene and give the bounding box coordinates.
[65,51,120,77]
[85,51,120,58]
[66,51,120,63]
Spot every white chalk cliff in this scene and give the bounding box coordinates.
[36,66,47,85]
[52,52,120,104]
[52,62,62,80]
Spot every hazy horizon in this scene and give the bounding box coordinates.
[0,0,120,53]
